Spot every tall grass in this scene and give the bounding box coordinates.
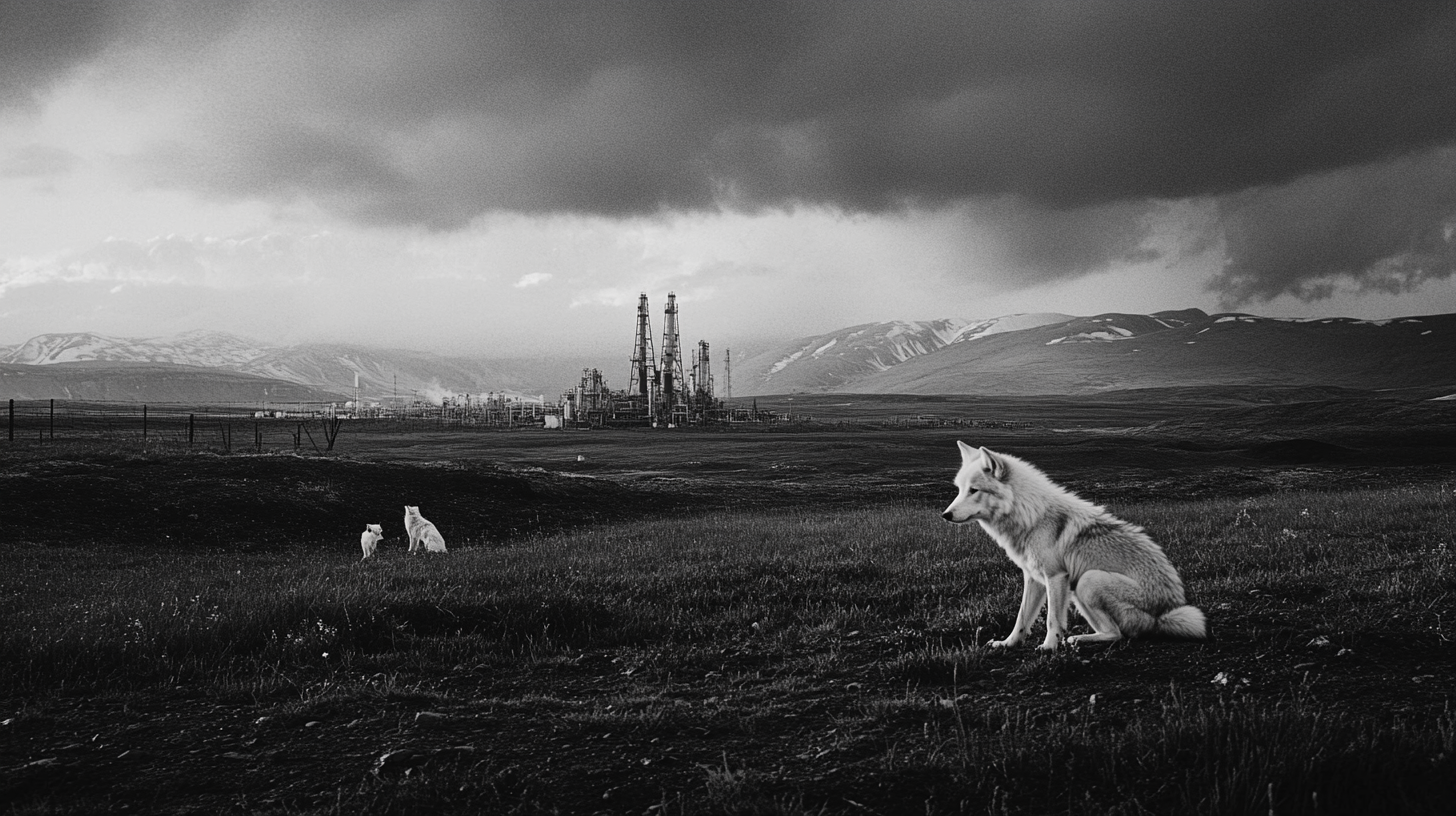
[2,506,1002,694]
[4,485,1454,814]
[1144,483,1456,646]
[6,485,1450,695]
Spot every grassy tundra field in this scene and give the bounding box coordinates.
[2,392,1455,815]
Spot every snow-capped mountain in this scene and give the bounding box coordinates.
[4,330,271,368]
[6,308,1453,402]
[1,331,592,402]
[733,309,1456,396]
[737,319,968,394]
[948,312,1076,343]
[733,313,1073,395]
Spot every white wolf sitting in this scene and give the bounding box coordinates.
[941,441,1206,650]
[404,506,447,554]
[359,523,384,560]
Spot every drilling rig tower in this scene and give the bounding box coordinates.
[556,291,741,427]
[627,292,657,420]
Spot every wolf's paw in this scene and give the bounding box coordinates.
[1035,641,1060,652]
[987,637,1021,649]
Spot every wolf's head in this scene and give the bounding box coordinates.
[404,505,418,518]
[941,441,1016,524]
[367,523,383,536]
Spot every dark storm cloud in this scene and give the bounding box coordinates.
[15,0,1456,298]
[1209,146,1456,307]
[0,0,119,108]
[960,198,1165,286]
[0,0,249,109]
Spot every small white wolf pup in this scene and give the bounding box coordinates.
[359,523,384,560]
[941,441,1205,650]
[404,506,447,553]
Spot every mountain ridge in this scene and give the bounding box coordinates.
[733,313,1074,395]
[4,308,1454,402]
[733,308,1456,396]
[1,332,594,402]
[0,361,347,403]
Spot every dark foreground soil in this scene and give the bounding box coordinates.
[5,623,1452,815]
[3,396,1456,815]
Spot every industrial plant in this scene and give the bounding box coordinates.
[561,292,754,427]
[246,292,783,429]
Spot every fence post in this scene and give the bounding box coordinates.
[301,422,322,455]
[7,399,12,442]
[255,421,261,453]
[188,414,195,447]
[142,405,148,444]
[49,399,54,441]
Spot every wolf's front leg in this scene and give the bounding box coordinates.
[1037,572,1072,651]
[989,570,1046,648]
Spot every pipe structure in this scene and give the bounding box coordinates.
[693,340,713,403]
[660,292,684,420]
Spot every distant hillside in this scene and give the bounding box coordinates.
[732,314,1072,395]
[232,344,587,401]
[3,330,271,368]
[733,310,1456,396]
[0,331,595,402]
[8,309,1454,403]
[0,362,345,403]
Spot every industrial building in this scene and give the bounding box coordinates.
[560,292,754,427]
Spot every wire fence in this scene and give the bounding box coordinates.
[2,399,1031,453]
[2,399,370,454]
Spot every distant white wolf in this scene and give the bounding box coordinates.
[360,523,384,560]
[404,506,447,553]
[941,441,1205,650]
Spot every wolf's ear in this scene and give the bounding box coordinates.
[956,440,978,460]
[979,447,1010,481]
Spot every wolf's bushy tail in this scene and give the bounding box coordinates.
[1155,605,1207,639]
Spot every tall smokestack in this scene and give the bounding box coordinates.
[661,292,681,414]
[694,340,712,401]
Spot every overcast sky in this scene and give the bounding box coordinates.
[3,0,1455,357]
